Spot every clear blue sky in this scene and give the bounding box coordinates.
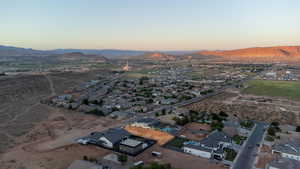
[1,0,300,50]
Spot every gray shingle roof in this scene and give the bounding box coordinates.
[185,144,212,153]
[89,128,130,144]
[273,144,300,156]
[200,131,232,148]
[269,157,300,169]
[136,117,159,125]
[120,138,142,147]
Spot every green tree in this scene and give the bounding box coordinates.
[271,121,280,127]
[210,121,224,131]
[130,162,178,169]
[161,109,166,115]
[268,127,276,136]
[118,154,128,165]
[296,126,300,132]
[82,98,89,105]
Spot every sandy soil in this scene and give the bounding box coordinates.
[124,126,174,145]
[0,70,122,169]
[133,145,229,169]
[179,122,211,141]
[186,90,300,125]
[0,106,123,169]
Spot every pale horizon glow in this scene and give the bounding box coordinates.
[1,0,300,50]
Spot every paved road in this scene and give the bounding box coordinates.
[232,122,267,169]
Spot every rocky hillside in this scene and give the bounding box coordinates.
[58,52,107,62]
[197,46,300,62]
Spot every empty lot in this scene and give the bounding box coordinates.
[134,145,229,169]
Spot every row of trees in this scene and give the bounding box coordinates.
[130,162,180,169]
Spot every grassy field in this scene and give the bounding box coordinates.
[243,80,300,101]
[125,69,157,78]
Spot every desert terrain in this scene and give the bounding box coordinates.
[0,70,124,169]
[186,88,300,125]
[196,46,300,64]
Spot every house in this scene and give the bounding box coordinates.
[160,98,177,105]
[110,111,134,120]
[238,127,251,137]
[272,143,300,161]
[267,157,300,169]
[88,128,130,149]
[119,138,146,155]
[183,131,232,160]
[183,143,213,158]
[199,130,233,149]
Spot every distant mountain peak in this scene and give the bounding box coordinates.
[196,46,300,62]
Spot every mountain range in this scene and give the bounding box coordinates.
[0,45,198,59]
[196,46,300,62]
[1,45,300,62]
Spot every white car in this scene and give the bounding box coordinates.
[77,138,89,145]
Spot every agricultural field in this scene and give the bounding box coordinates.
[243,80,300,101]
[125,68,158,78]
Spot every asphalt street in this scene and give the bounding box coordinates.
[233,122,267,169]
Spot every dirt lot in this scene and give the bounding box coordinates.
[179,122,211,141]
[0,100,122,169]
[0,70,122,169]
[124,126,174,145]
[133,145,229,169]
[186,89,300,125]
[0,144,110,169]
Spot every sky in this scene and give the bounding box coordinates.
[1,0,300,50]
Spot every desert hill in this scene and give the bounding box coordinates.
[130,52,193,61]
[58,52,107,61]
[196,46,300,62]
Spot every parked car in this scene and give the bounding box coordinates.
[151,151,162,157]
[77,138,89,145]
[133,161,144,167]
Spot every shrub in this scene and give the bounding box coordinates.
[130,162,176,169]
[296,126,300,132]
[265,135,274,142]
[240,120,254,129]
[82,98,89,105]
[85,109,104,116]
[224,148,237,161]
[219,111,228,117]
[267,127,276,136]
[210,120,224,131]
[271,121,280,127]
[118,154,128,165]
[162,109,166,115]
